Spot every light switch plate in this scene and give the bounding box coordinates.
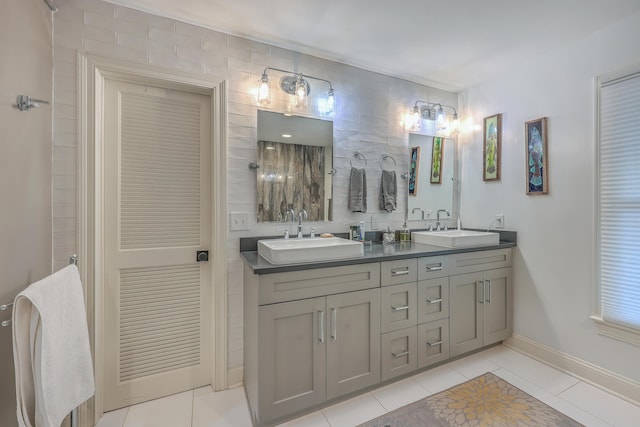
[230,212,250,231]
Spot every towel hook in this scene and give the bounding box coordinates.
[379,154,396,171]
[350,152,367,168]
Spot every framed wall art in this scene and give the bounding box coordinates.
[430,137,443,184]
[525,117,548,194]
[409,146,420,196]
[483,113,502,181]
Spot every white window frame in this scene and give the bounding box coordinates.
[592,64,640,346]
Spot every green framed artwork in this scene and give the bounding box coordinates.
[430,137,443,184]
[483,113,502,181]
[525,117,548,194]
[409,146,420,196]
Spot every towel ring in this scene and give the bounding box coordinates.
[350,152,368,168]
[380,155,396,171]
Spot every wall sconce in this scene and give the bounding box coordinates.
[408,100,459,133]
[257,67,335,115]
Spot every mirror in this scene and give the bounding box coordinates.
[407,133,456,221]
[256,110,333,222]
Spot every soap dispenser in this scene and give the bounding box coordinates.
[400,222,410,242]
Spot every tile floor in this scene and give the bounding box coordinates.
[96,345,640,427]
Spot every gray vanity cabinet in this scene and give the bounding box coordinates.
[449,249,512,357]
[245,246,513,426]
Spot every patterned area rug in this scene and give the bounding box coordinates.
[358,372,584,427]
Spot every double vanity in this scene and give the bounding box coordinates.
[241,231,516,426]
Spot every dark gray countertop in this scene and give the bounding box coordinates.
[241,238,516,275]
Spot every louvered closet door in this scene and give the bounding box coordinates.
[103,78,211,411]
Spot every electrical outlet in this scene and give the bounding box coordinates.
[230,212,249,231]
[495,214,505,229]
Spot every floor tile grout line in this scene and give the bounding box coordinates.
[551,384,615,427]
[190,388,195,427]
[555,379,582,396]
[120,407,130,427]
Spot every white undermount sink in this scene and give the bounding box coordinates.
[258,237,364,265]
[412,230,500,248]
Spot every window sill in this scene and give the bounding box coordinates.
[591,316,640,346]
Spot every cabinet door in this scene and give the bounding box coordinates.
[417,319,449,369]
[381,327,417,381]
[381,282,417,333]
[326,289,381,399]
[449,272,484,356]
[483,268,512,345]
[417,277,449,324]
[258,297,326,422]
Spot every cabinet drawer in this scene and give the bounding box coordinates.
[259,263,381,305]
[381,283,417,333]
[450,248,512,276]
[381,258,417,286]
[417,255,449,280]
[418,319,449,369]
[417,278,449,324]
[381,326,417,382]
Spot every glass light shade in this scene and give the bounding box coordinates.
[436,106,446,128]
[257,74,271,106]
[451,113,460,133]
[295,76,307,108]
[326,88,335,115]
[411,106,421,130]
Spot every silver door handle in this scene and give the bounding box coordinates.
[331,307,337,340]
[427,340,443,347]
[318,310,325,343]
[392,350,409,358]
[426,298,442,304]
[426,265,442,271]
[478,281,485,304]
[392,305,410,311]
[391,268,410,276]
[485,280,491,303]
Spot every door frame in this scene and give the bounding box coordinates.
[78,54,228,425]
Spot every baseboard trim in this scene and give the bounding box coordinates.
[505,334,640,406]
[227,366,243,389]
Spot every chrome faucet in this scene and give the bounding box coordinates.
[412,207,425,220]
[297,209,308,239]
[436,209,450,231]
[284,208,296,222]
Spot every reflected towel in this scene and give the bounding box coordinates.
[13,264,95,427]
[379,170,397,212]
[349,167,367,212]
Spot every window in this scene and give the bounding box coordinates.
[593,68,640,345]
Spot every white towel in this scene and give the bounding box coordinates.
[12,264,95,427]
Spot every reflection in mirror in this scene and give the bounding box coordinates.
[407,133,456,221]
[257,110,333,222]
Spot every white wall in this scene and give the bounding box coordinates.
[458,11,640,382]
[51,0,457,382]
[0,0,52,424]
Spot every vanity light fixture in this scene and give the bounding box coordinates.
[257,67,335,115]
[409,100,459,133]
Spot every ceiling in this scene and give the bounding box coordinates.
[109,0,640,92]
